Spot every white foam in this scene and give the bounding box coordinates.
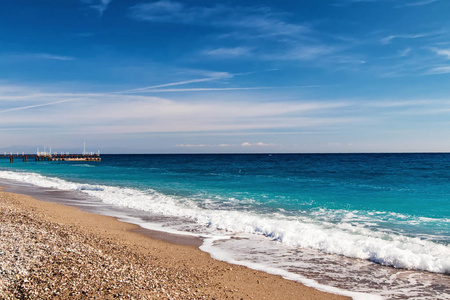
[1,170,449,275]
[200,237,383,300]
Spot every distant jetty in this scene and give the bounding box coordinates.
[2,153,101,163]
[2,143,101,163]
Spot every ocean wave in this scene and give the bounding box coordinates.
[0,170,449,274]
[311,208,450,230]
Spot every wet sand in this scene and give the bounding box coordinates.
[0,188,349,299]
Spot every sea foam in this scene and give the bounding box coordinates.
[0,170,449,275]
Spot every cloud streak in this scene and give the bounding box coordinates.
[117,73,232,94]
[426,66,450,74]
[6,53,75,61]
[83,0,112,15]
[0,84,352,136]
[241,142,275,147]
[129,1,309,38]
[0,99,79,114]
[131,87,273,93]
[380,33,431,44]
[432,48,450,59]
[399,0,440,7]
[202,47,252,57]
[127,0,368,70]
[35,54,75,61]
[1,83,450,153]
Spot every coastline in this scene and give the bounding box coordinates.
[0,187,350,299]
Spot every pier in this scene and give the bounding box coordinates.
[1,143,101,163]
[1,153,101,163]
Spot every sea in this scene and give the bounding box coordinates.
[0,153,449,299]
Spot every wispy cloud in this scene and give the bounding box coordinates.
[334,0,438,7]
[176,144,208,148]
[202,47,252,57]
[380,33,431,44]
[2,83,450,153]
[117,72,232,94]
[36,54,74,61]
[129,1,309,38]
[129,0,186,22]
[431,48,450,59]
[241,142,275,147]
[0,99,79,114]
[0,84,351,135]
[399,48,411,57]
[7,53,75,61]
[370,43,450,77]
[130,1,352,65]
[263,45,337,61]
[398,0,439,7]
[426,66,450,74]
[331,0,383,7]
[116,70,292,95]
[83,0,112,15]
[133,87,273,93]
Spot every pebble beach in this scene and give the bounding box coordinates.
[0,189,348,299]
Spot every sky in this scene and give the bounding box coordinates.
[1,0,450,154]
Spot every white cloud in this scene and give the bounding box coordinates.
[332,0,377,5]
[241,142,275,147]
[129,1,310,38]
[0,85,351,135]
[0,99,79,114]
[83,0,112,15]
[265,45,337,61]
[1,84,450,152]
[36,54,74,61]
[399,0,439,7]
[129,1,190,22]
[118,73,232,94]
[380,34,430,44]
[128,87,273,93]
[399,48,411,57]
[7,53,75,61]
[432,48,450,59]
[336,0,439,7]
[203,47,252,57]
[426,66,450,74]
[130,1,351,65]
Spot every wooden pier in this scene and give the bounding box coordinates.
[1,154,101,163]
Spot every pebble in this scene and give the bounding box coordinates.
[0,196,225,299]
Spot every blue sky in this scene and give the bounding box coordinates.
[1,0,450,153]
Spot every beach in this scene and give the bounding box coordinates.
[0,187,349,299]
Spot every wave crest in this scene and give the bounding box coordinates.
[0,170,449,274]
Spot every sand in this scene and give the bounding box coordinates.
[0,188,350,299]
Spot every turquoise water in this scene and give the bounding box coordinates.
[1,153,450,298]
[2,154,449,238]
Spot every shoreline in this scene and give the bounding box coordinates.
[0,187,350,299]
